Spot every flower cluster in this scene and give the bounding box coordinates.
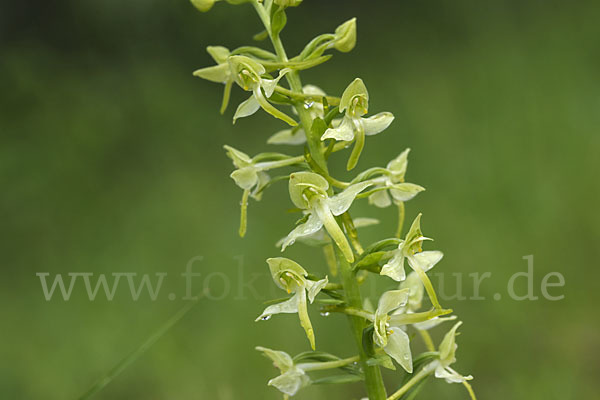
[192,1,475,399]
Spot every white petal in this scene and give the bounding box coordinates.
[302,84,326,96]
[233,95,260,122]
[230,166,258,190]
[268,368,310,396]
[256,293,299,321]
[384,328,413,373]
[435,365,471,383]
[306,276,328,303]
[321,116,355,141]
[362,112,394,136]
[377,289,410,316]
[408,251,443,272]
[399,271,424,311]
[328,181,372,216]
[389,183,425,202]
[368,189,392,208]
[413,315,457,331]
[255,346,294,371]
[387,148,410,177]
[261,68,291,98]
[223,145,252,167]
[280,213,324,251]
[380,252,406,282]
[267,128,307,145]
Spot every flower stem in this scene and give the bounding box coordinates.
[386,363,435,400]
[239,189,250,237]
[321,304,374,321]
[335,245,387,400]
[418,329,436,352]
[463,381,478,400]
[252,0,328,173]
[299,355,360,372]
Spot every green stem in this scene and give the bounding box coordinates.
[239,189,250,237]
[256,155,305,170]
[252,0,328,173]
[463,381,478,400]
[387,363,435,400]
[322,305,374,321]
[335,246,387,400]
[299,355,360,372]
[418,329,436,352]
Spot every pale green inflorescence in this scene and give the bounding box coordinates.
[192,1,476,399]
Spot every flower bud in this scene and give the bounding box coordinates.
[190,0,216,12]
[334,18,357,53]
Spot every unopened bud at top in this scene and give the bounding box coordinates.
[334,18,357,53]
[190,0,216,12]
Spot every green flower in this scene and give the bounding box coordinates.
[224,145,270,196]
[228,55,297,126]
[224,145,302,236]
[256,258,328,350]
[193,46,234,114]
[368,149,425,208]
[255,347,310,397]
[380,214,443,282]
[281,171,372,262]
[321,78,394,170]
[431,322,473,383]
[372,289,413,373]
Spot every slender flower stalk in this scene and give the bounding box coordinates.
[191,1,476,398]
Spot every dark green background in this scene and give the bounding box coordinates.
[1,1,598,399]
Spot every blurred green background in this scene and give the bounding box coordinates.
[1,0,599,399]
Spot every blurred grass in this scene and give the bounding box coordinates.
[1,0,599,399]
